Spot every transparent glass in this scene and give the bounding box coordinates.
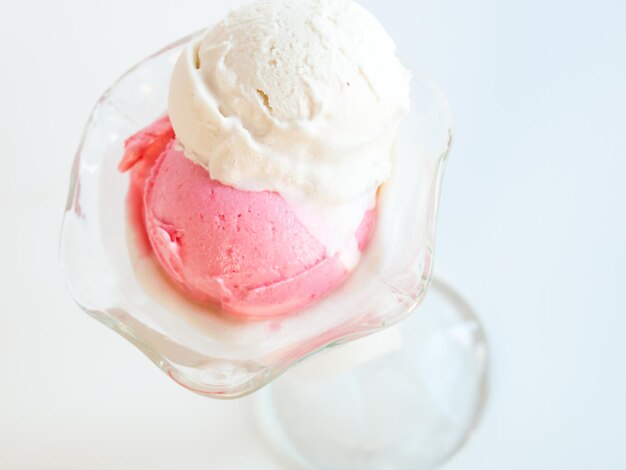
[60,34,452,400]
[257,280,488,469]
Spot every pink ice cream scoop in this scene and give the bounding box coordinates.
[120,118,375,318]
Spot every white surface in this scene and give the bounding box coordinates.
[0,0,624,469]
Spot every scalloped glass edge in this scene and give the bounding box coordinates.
[59,33,452,399]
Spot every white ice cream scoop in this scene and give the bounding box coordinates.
[168,0,411,204]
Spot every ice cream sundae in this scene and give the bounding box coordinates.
[119,0,410,318]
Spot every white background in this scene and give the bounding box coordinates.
[1,0,625,468]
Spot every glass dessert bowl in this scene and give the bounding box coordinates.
[61,34,452,399]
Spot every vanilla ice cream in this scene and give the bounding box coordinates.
[168,0,411,205]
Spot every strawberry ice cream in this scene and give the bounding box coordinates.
[121,119,375,317]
